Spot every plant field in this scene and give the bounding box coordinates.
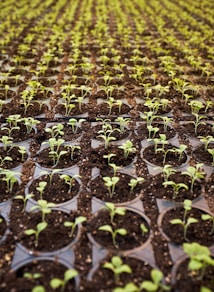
[0,0,214,291]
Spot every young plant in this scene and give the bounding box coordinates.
[18,145,27,161]
[201,214,214,235]
[60,174,80,193]
[36,181,47,200]
[66,145,81,160]
[103,256,132,284]
[163,181,188,200]
[64,216,86,237]
[173,144,187,161]
[45,124,64,138]
[141,269,170,292]
[68,118,85,134]
[182,163,205,192]
[189,113,206,136]
[183,242,214,280]
[207,148,214,165]
[104,202,126,225]
[170,200,197,242]
[103,153,116,164]
[140,223,148,236]
[128,177,144,192]
[25,221,48,247]
[1,169,19,193]
[109,163,122,176]
[147,125,159,139]
[98,225,127,248]
[103,176,119,198]
[50,269,78,292]
[118,140,136,159]
[0,135,13,151]
[14,193,34,212]
[30,200,55,222]
[199,136,214,151]
[115,117,130,133]
[22,117,40,134]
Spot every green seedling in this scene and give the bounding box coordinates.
[45,124,64,138]
[1,169,19,193]
[115,117,130,133]
[18,145,27,161]
[174,144,187,161]
[170,217,198,242]
[0,135,13,151]
[40,169,61,184]
[22,117,40,134]
[140,223,148,236]
[207,148,214,165]
[118,140,136,159]
[129,177,144,192]
[64,216,86,237]
[104,202,126,224]
[31,200,55,222]
[99,225,127,248]
[103,256,132,284]
[66,145,81,160]
[0,155,13,167]
[14,193,34,212]
[189,113,206,136]
[103,153,116,164]
[36,181,47,200]
[183,242,214,280]
[201,214,214,235]
[60,174,80,193]
[141,111,157,127]
[199,136,214,151]
[155,164,176,183]
[147,125,159,139]
[50,269,78,292]
[141,269,170,291]
[23,272,42,282]
[157,147,175,165]
[109,163,122,176]
[97,131,117,149]
[182,163,205,192]
[25,221,48,247]
[148,134,167,154]
[68,118,85,134]
[163,181,188,200]
[103,176,119,198]
[189,100,204,114]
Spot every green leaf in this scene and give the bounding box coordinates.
[64,269,78,281]
[25,229,36,235]
[99,225,112,233]
[75,216,86,225]
[151,269,163,284]
[170,219,183,225]
[37,222,48,232]
[141,281,158,291]
[50,278,63,288]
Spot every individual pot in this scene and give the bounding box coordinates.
[87,206,152,253]
[25,169,81,210]
[142,143,188,168]
[35,141,81,169]
[89,171,145,204]
[86,254,157,292]
[158,205,214,247]
[1,256,79,291]
[170,250,214,292]
[9,206,82,256]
